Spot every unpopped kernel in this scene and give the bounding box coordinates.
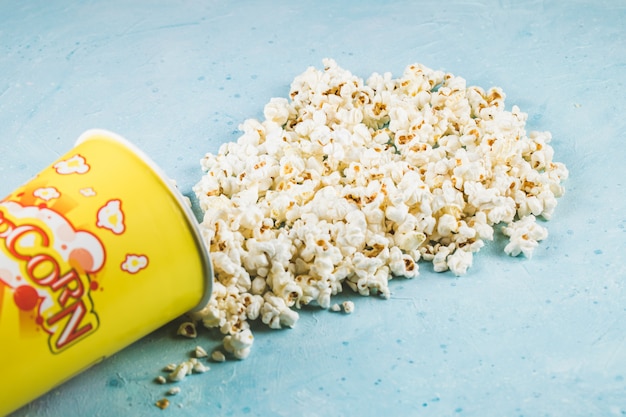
[192,59,568,358]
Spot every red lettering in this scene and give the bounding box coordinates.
[46,300,94,351]
[27,253,60,286]
[5,224,50,260]
[50,269,84,306]
[1,207,99,352]
[0,211,16,237]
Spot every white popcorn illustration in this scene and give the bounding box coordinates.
[79,187,97,197]
[33,187,60,201]
[53,154,90,175]
[96,199,125,235]
[121,254,149,274]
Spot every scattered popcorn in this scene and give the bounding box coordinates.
[167,362,192,382]
[194,346,208,358]
[191,59,568,360]
[190,358,210,374]
[223,329,254,360]
[163,363,177,372]
[155,398,170,410]
[167,387,181,396]
[342,301,355,314]
[177,322,197,338]
[155,376,167,384]
[211,350,226,362]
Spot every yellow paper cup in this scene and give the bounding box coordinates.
[0,129,213,416]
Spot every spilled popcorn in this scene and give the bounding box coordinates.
[190,58,568,359]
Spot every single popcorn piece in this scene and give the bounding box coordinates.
[192,58,568,360]
[447,248,474,276]
[194,346,208,358]
[261,293,299,329]
[223,329,254,360]
[501,215,549,258]
[163,363,177,372]
[177,322,197,338]
[165,358,209,383]
[211,350,226,362]
[342,301,355,314]
[191,360,210,374]
[167,387,181,396]
[167,362,191,382]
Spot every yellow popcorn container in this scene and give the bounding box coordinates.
[0,129,213,416]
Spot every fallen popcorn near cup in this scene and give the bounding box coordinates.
[189,58,568,361]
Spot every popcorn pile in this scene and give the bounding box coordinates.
[190,59,568,358]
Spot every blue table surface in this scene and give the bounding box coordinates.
[2,1,626,416]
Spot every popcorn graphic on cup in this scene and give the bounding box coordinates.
[53,154,90,175]
[121,254,149,274]
[96,199,125,235]
[33,187,61,201]
[79,187,97,197]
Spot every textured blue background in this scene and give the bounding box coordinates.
[1,1,625,416]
